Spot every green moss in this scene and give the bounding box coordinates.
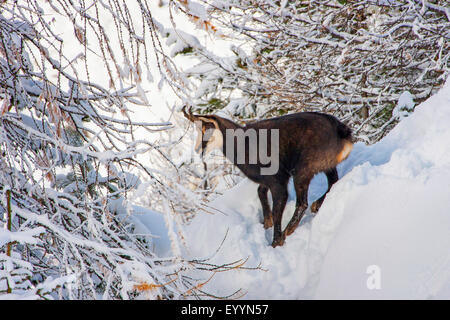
[261,47,274,55]
[373,103,396,128]
[198,98,227,113]
[176,46,194,56]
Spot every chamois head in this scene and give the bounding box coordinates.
[182,105,223,156]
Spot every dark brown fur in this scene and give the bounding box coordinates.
[185,109,353,247]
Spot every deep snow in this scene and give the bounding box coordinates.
[175,78,450,299]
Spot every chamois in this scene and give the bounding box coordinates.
[182,106,353,247]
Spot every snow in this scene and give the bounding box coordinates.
[129,206,177,258]
[108,198,175,258]
[173,77,450,299]
[393,90,415,119]
[166,29,201,58]
[0,227,44,248]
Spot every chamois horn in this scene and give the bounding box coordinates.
[182,105,196,122]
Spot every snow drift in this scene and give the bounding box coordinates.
[180,77,450,299]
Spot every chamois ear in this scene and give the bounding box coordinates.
[197,116,220,131]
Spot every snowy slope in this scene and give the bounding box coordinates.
[180,77,450,299]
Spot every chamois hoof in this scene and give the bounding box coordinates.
[311,201,321,213]
[263,218,273,229]
[271,236,285,248]
[285,225,296,237]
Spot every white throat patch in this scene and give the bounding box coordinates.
[204,128,223,154]
[194,125,223,155]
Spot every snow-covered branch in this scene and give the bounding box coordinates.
[178,0,449,143]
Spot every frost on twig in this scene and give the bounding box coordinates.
[0,0,231,300]
[174,0,449,143]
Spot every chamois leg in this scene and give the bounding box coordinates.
[284,174,311,237]
[311,167,338,213]
[258,185,273,229]
[269,183,289,248]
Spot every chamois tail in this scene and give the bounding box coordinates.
[337,122,352,141]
